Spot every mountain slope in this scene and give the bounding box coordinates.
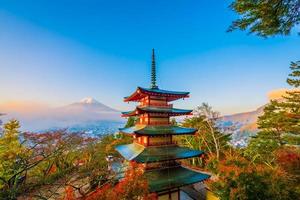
[50,97,121,125]
[220,105,265,131]
[219,105,266,147]
[0,97,122,131]
[62,97,118,113]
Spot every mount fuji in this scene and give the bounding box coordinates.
[0,97,124,134]
[56,97,119,119]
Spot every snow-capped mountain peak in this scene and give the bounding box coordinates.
[80,97,99,104]
[67,97,118,112]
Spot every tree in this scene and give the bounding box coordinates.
[124,117,137,128]
[287,61,300,87]
[0,120,25,197]
[284,61,300,137]
[229,0,300,37]
[0,126,93,199]
[170,118,177,126]
[275,147,300,178]
[0,119,136,199]
[210,150,299,200]
[85,162,156,200]
[0,113,4,136]
[245,61,300,162]
[180,103,231,167]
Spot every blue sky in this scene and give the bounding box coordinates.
[0,0,299,114]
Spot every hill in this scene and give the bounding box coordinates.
[219,105,265,147]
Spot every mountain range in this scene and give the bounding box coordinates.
[0,97,123,132]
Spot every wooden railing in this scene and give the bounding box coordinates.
[148,141,178,146]
[148,121,170,125]
[139,103,173,108]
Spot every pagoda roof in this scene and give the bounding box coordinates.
[119,125,197,136]
[124,87,189,102]
[115,143,203,163]
[145,166,210,192]
[122,106,192,117]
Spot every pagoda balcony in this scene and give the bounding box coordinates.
[122,107,192,117]
[135,122,170,126]
[148,121,171,126]
[148,141,179,147]
[139,103,173,108]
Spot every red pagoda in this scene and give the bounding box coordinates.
[116,49,210,200]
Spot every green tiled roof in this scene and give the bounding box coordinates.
[115,143,145,161]
[119,125,196,135]
[145,166,210,192]
[115,143,203,163]
[122,107,192,116]
[139,87,189,96]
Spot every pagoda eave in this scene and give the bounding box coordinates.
[124,87,190,102]
[116,143,204,163]
[122,113,192,117]
[145,166,211,193]
[119,125,197,136]
[121,107,193,117]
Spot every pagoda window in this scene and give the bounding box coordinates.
[143,136,148,146]
[139,96,150,107]
[138,137,142,144]
[139,115,144,124]
[138,114,149,125]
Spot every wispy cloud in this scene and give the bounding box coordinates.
[267,88,300,100]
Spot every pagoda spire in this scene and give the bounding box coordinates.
[151,48,158,89]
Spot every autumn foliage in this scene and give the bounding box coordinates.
[64,186,76,200]
[0,119,136,199]
[275,147,300,177]
[85,162,156,200]
[208,150,299,200]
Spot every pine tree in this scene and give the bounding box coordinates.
[246,61,300,162]
[124,117,137,128]
[229,0,300,37]
[170,118,177,126]
[281,61,300,144]
[0,119,26,198]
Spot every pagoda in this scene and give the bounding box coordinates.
[116,49,210,200]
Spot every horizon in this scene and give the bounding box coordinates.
[0,89,286,115]
[1,0,300,115]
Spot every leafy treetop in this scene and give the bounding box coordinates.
[229,0,300,37]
